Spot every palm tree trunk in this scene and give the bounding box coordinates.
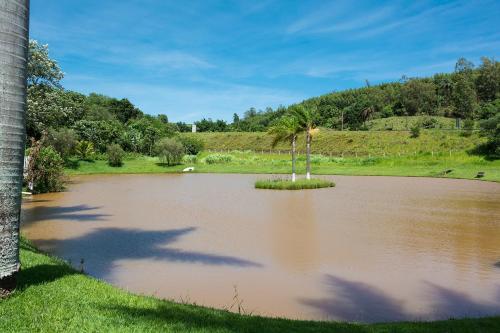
[306,131,311,180]
[291,136,296,182]
[0,0,30,294]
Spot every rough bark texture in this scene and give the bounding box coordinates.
[291,136,296,182]
[0,0,29,292]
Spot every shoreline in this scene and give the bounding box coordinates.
[2,237,499,332]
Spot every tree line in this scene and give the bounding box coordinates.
[193,57,499,133]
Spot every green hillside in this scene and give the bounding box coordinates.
[182,126,484,156]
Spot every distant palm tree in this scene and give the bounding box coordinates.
[290,105,318,180]
[0,0,30,294]
[268,116,301,182]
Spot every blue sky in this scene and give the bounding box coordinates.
[30,0,500,122]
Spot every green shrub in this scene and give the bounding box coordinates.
[46,128,77,159]
[107,144,124,167]
[154,137,184,166]
[182,154,197,164]
[410,125,421,138]
[310,154,330,164]
[479,113,500,158]
[26,145,65,194]
[179,136,204,155]
[421,117,438,129]
[461,119,475,137]
[75,141,95,161]
[203,153,234,164]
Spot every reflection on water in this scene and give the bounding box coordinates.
[21,174,500,322]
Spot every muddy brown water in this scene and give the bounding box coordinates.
[21,174,500,323]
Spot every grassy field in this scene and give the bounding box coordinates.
[365,116,463,131]
[0,237,499,332]
[180,127,483,156]
[66,150,500,182]
[255,178,335,190]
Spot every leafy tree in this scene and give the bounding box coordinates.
[27,86,86,138]
[400,79,437,116]
[268,116,301,182]
[26,140,65,194]
[453,73,478,119]
[73,120,122,152]
[179,136,204,155]
[27,40,64,87]
[479,113,500,158]
[108,98,142,123]
[157,114,169,124]
[476,57,500,103]
[155,138,184,166]
[175,122,192,132]
[46,128,78,159]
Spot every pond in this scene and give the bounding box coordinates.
[21,174,500,323]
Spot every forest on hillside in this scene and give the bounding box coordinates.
[194,57,499,132]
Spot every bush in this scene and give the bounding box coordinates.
[421,117,438,129]
[26,144,65,194]
[479,113,500,158]
[155,138,184,166]
[203,153,233,164]
[75,141,95,161]
[410,125,420,138]
[310,154,330,164]
[46,128,77,159]
[107,144,124,167]
[461,119,475,137]
[179,136,204,155]
[182,155,197,164]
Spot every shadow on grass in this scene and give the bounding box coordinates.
[467,144,499,161]
[97,303,367,333]
[17,241,79,290]
[64,159,80,170]
[155,162,181,167]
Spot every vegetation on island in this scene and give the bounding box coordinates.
[255,178,335,190]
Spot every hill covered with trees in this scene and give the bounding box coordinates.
[193,57,499,132]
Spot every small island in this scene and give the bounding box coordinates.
[255,178,335,190]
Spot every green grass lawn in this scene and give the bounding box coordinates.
[66,151,500,182]
[1,238,499,332]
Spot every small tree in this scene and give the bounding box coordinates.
[179,135,204,155]
[46,128,77,159]
[410,124,421,138]
[26,140,65,194]
[107,144,124,167]
[155,138,184,166]
[75,141,95,161]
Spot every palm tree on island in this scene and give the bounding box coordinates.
[268,115,301,182]
[290,105,319,180]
